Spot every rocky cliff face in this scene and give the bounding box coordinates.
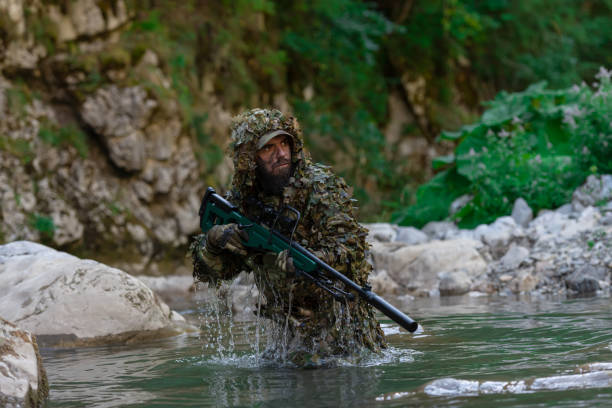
[0,0,230,273]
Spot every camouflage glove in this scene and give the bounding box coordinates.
[206,224,249,256]
[275,249,296,274]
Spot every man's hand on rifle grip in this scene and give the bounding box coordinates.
[206,223,249,256]
[275,249,296,274]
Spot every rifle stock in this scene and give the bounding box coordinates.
[199,187,419,333]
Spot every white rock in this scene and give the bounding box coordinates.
[439,269,472,296]
[368,270,400,295]
[499,244,530,271]
[572,174,612,210]
[475,216,525,258]
[370,239,487,295]
[511,197,533,227]
[0,318,48,407]
[0,241,188,347]
[363,223,397,243]
[395,226,429,245]
[422,221,458,240]
[69,0,106,37]
[449,194,473,216]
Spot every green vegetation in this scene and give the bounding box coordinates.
[392,69,612,228]
[29,213,55,240]
[0,136,34,164]
[38,123,89,158]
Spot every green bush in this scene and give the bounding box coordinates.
[392,68,612,228]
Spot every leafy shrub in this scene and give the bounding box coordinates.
[392,68,612,228]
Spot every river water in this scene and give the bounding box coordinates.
[41,293,612,407]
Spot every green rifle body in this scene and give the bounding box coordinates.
[198,187,418,333]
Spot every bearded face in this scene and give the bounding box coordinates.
[255,135,293,196]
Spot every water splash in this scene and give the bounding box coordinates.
[194,281,237,359]
[195,272,416,368]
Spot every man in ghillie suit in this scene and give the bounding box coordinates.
[192,108,386,366]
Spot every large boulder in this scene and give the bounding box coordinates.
[0,318,48,408]
[0,241,190,347]
[80,85,157,172]
[370,239,487,296]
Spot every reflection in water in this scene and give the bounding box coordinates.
[201,360,383,407]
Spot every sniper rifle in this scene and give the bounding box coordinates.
[198,187,418,333]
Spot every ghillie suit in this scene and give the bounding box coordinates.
[192,108,386,366]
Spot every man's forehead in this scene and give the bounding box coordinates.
[256,129,293,150]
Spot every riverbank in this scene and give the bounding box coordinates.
[146,174,611,315]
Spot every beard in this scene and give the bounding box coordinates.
[255,158,293,196]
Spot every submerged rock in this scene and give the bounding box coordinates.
[0,318,48,407]
[0,241,191,347]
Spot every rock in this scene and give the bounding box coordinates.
[153,218,179,245]
[565,274,600,294]
[439,269,471,296]
[369,270,400,295]
[145,118,181,160]
[565,265,608,294]
[176,201,200,236]
[135,275,196,309]
[0,241,189,347]
[528,210,570,239]
[0,0,26,37]
[370,239,487,295]
[135,275,194,295]
[153,165,174,194]
[0,318,48,408]
[422,221,458,240]
[556,203,574,215]
[106,130,147,171]
[69,0,106,37]
[572,174,612,211]
[510,270,538,293]
[132,180,154,203]
[602,213,612,226]
[474,216,525,258]
[498,244,530,271]
[364,223,397,243]
[449,194,472,216]
[511,198,533,227]
[80,85,157,171]
[395,226,429,245]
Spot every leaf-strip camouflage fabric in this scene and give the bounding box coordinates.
[192,108,386,366]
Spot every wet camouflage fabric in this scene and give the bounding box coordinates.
[192,108,386,365]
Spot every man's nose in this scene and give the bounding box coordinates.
[275,146,289,160]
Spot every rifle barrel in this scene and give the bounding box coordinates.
[289,240,419,333]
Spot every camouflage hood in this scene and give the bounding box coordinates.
[228,108,311,205]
